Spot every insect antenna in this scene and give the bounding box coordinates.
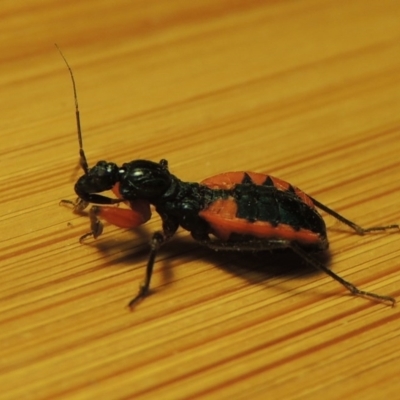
[55,44,89,175]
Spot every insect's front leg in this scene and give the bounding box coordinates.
[128,214,179,310]
[60,197,89,212]
[63,197,152,241]
[61,198,97,240]
[79,206,103,241]
[83,199,152,240]
[63,204,106,242]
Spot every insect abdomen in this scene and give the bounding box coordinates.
[199,172,327,247]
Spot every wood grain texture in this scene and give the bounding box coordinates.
[1,1,400,399]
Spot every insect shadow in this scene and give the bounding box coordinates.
[87,229,332,300]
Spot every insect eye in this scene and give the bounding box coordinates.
[85,161,119,190]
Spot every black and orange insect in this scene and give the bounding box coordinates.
[58,47,398,309]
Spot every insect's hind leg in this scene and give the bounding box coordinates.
[311,197,400,235]
[290,243,396,306]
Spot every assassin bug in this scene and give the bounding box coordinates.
[58,47,398,309]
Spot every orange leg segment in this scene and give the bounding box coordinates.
[95,200,152,229]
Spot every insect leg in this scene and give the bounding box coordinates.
[290,242,396,306]
[60,198,89,212]
[311,197,399,234]
[128,231,165,309]
[60,198,100,240]
[128,214,179,309]
[78,206,104,241]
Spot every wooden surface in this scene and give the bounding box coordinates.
[1,1,400,399]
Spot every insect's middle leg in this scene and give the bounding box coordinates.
[128,214,179,310]
[127,231,166,309]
